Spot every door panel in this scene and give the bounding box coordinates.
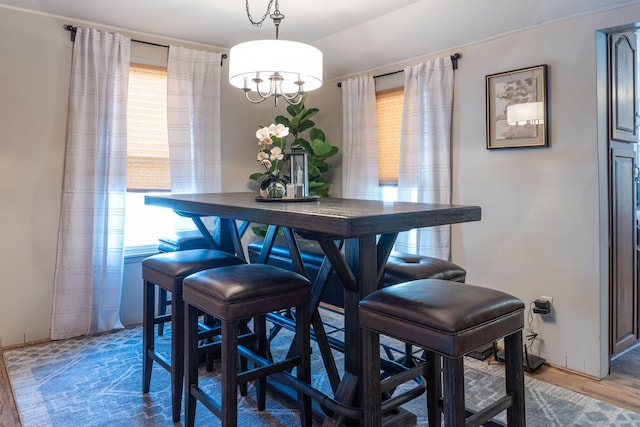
[610,32,637,143]
[610,144,637,355]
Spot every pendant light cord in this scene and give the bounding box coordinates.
[245,0,276,27]
[245,0,284,39]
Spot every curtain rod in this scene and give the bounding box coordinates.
[64,25,228,66]
[336,52,460,88]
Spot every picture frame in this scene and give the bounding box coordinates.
[485,64,548,149]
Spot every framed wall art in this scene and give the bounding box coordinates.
[485,64,548,149]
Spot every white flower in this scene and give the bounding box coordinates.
[254,123,288,179]
[269,123,289,138]
[256,127,273,144]
[257,151,273,169]
[269,146,284,161]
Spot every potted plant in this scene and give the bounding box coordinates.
[250,95,339,197]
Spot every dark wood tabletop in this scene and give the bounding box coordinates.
[145,192,481,238]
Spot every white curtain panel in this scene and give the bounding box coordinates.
[167,46,222,194]
[341,76,380,200]
[395,57,454,259]
[167,47,222,231]
[51,28,130,339]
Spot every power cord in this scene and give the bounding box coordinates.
[525,301,541,356]
[488,301,541,366]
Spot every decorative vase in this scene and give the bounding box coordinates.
[261,180,286,199]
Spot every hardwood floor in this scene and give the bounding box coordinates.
[0,349,20,427]
[1,343,639,426]
[529,344,640,414]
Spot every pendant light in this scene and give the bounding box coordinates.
[228,0,323,107]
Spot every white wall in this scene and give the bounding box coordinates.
[2,4,639,379]
[458,11,629,379]
[454,19,605,376]
[0,8,68,346]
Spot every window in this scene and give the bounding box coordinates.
[124,63,174,249]
[127,64,170,191]
[376,87,403,201]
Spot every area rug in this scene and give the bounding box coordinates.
[4,308,640,426]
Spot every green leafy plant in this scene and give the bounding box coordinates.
[249,94,339,197]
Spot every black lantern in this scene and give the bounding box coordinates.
[288,147,308,198]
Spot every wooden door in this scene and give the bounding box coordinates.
[609,30,638,357]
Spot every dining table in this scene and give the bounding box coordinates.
[145,191,481,424]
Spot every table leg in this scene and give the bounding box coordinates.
[174,212,249,261]
[250,228,401,425]
[333,233,398,425]
[213,217,247,260]
[343,236,377,381]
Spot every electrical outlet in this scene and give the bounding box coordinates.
[533,296,552,314]
[539,295,553,305]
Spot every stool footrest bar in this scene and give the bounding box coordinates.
[153,314,171,325]
[146,349,170,372]
[190,384,222,419]
[380,364,428,393]
[380,382,426,414]
[465,394,514,427]
[237,344,301,383]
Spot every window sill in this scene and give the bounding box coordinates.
[124,244,158,262]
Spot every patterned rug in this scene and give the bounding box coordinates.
[4,308,640,426]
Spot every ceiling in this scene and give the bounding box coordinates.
[1,0,637,80]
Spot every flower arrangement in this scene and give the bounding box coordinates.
[249,95,339,197]
[254,123,290,196]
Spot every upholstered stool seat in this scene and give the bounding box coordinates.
[183,264,312,427]
[142,249,245,422]
[157,229,211,252]
[383,251,466,285]
[359,279,525,426]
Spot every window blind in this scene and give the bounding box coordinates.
[376,88,403,185]
[126,63,171,191]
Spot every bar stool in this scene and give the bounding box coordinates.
[359,279,525,427]
[382,252,467,365]
[156,230,212,335]
[142,248,245,422]
[183,264,312,427]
